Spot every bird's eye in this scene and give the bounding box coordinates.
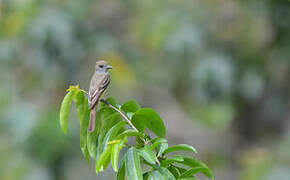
[99,65,104,68]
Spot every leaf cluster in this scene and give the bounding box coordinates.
[59,86,214,180]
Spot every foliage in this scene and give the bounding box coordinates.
[59,85,213,180]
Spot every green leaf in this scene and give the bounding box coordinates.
[95,145,112,174]
[108,139,121,145]
[66,84,80,92]
[96,114,124,163]
[111,138,127,172]
[161,155,184,167]
[157,167,175,180]
[74,91,88,123]
[97,108,122,144]
[177,158,214,180]
[100,155,111,172]
[138,145,156,165]
[147,170,163,180]
[116,130,144,139]
[98,112,121,146]
[80,147,90,163]
[147,167,175,180]
[87,133,98,159]
[131,108,166,137]
[163,144,197,155]
[125,147,143,180]
[179,167,210,179]
[126,112,134,119]
[143,172,149,180]
[150,138,168,150]
[100,121,127,154]
[157,143,168,157]
[87,113,100,159]
[117,154,126,180]
[175,166,187,175]
[99,106,116,118]
[87,106,104,158]
[99,97,119,109]
[121,100,141,114]
[168,165,179,178]
[111,142,121,171]
[59,90,76,134]
[74,91,90,161]
[179,177,197,180]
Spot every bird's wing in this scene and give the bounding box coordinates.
[88,73,110,109]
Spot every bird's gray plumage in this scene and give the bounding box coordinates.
[88,60,112,132]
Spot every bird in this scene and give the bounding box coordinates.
[88,60,113,132]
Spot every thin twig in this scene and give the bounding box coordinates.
[100,99,140,133]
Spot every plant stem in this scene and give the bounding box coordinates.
[100,99,140,133]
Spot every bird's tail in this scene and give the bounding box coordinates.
[88,106,97,133]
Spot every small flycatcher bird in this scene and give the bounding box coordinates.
[88,60,112,132]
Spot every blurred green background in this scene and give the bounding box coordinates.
[0,0,290,179]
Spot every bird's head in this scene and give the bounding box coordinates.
[95,60,113,72]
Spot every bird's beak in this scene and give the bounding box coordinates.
[107,65,113,69]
